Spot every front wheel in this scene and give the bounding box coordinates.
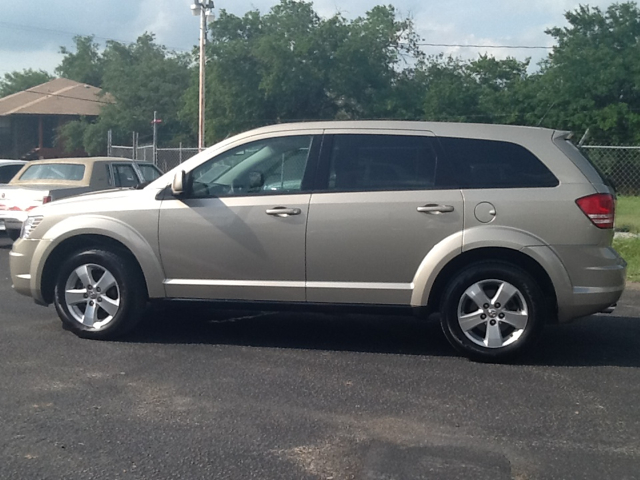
[440,262,546,362]
[54,249,146,339]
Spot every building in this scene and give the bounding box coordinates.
[0,78,109,159]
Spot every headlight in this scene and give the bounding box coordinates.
[21,215,44,239]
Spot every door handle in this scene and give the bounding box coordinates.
[265,207,302,217]
[417,204,455,214]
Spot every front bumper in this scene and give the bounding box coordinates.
[10,237,46,303]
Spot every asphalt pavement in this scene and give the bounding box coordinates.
[1,233,639,480]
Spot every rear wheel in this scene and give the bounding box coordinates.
[440,262,546,362]
[54,249,146,339]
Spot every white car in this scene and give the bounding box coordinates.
[0,160,27,232]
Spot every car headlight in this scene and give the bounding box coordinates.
[21,215,44,239]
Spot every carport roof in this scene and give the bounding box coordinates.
[0,78,110,117]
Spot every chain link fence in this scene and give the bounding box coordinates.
[109,144,199,172]
[581,146,640,196]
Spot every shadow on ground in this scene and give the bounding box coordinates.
[123,302,640,368]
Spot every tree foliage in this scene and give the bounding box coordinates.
[59,33,192,154]
[0,69,53,98]
[4,0,640,153]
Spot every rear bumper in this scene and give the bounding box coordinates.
[0,211,27,232]
[555,245,627,322]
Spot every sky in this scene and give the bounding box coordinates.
[0,0,617,78]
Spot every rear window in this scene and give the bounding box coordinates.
[437,138,558,189]
[19,164,85,181]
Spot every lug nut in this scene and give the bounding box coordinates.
[97,297,102,302]
[489,319,497,326]
[89,301,94,306]
[483,303,489,309]
[96,287,101,293]
[499,313,505,319]
[495,302,501,308]
[83,294,88,299]
[87,285,92,290]
[480,314,487,319]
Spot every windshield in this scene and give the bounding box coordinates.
[19,164,85,181]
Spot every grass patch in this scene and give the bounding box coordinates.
[613,236,640,283]
[616,196,640,233]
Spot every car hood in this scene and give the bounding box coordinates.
[31,186,164,217]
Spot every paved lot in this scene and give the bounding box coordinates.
[1,233,639,479]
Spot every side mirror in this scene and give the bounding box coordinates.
[248,171,264,191]
[171,170,187,195]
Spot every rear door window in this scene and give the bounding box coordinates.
[112,164,140,187]
[436,137,558,189]
[136,163,162,182]
[325,134,437,191]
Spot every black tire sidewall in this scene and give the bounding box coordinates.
[440,262,545,362]
[54,249,145,339]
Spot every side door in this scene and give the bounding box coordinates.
[158,133,321,302]
[305,131,464,305]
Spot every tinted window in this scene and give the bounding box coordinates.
[19,164,85,181]
[437,137,558,188]
[113,164,139,187]
[0,164,23,183]
[190,135,313,197]
[327,134,437,191]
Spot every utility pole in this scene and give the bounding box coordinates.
[151,111,163,166]
[191,1,215,152]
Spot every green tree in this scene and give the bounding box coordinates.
[0,69,53,98]
[421,54,532,124]
[56,36,104,87]
[537,2,640,143]
[181,0,423,142]
[59,33,192,154]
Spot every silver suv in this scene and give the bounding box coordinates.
[9,121,626,361]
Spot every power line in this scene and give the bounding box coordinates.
[0,21,191,53]
[0,20,554,54]
[416,42,553,50]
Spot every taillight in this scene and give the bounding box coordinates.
[42,196,52,204]
[575,193,615,229]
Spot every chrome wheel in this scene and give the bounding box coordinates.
[64,263,121,329]
[457,279,529,349]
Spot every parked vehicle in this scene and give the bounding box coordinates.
[9,121,626,361]
[0,160,28,233]
[0,157,161,240]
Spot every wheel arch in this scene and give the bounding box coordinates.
[417,247,560,323]
[39,234,152,304]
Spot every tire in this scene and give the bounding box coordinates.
[440,261,546,362]
[7,228,20,241]
[54,248,146,339]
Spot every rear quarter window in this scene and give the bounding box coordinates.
[436,137,558,189]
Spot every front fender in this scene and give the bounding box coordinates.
[31,215,165,300]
